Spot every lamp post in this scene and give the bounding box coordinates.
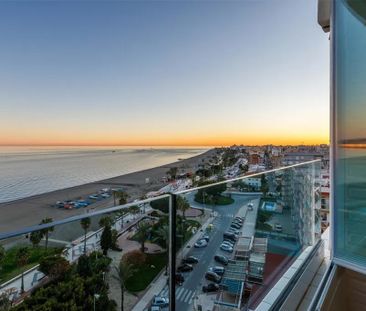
[93,294,100,311]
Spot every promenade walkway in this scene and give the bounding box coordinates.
[0,205,152,303]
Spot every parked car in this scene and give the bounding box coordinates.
[177,263,193,272]
[194,239,208,248]
[220,243,233,253]
[222,240,235,247]
[235,216,245,221]
[230,223,241,229]
[214,255,228,265]
[248,202,254,209]
[223,232,238,241]
[201,234,210,242]
[233,219,243,225]
[202,283,220,293]
[274,224,283,232]
[228,228,240,235]
[208,266,225,276]
[175,273,185,284]
[89,195,99,200]
[205,271,221,283]
[182,256,199,264]
[55,201,64,208]
[152,296,169,307]
[151,306,161,311]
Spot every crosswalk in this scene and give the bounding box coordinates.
[159,286,196,305]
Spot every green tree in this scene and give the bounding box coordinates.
[16,247,29,294]
[177,196,190,219]
[40,218,54,250]
[39,255,70,280]
[113,260,136,311]
[153,225,169,275]
[29,231,42,248]
[129,205,140,219]
[76,254,92,277]
[0,245,4,275]
[261,174,269,196]
[0,292,11,311]
[100,225,113,256]
[113,190,128,206]
[195,180,227,204]
[0,245,4,264]
[99,216,112,228]
[136,221,150,253]
[166,167,178,180]
[80,217,91,254]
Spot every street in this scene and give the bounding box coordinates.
[158,193,261,311]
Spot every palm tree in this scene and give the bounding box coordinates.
[129,205,140,219]
[16,247,29,294]
[136,221,150,253]
[99,216,112,228]
[153,225,169,275]
[29,230,42,248]
[80,217,91,254]
[113,190,128,206]
[113,260,136,311]
[40,218,54,250]
[177,196,190,219]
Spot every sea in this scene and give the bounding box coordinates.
[0,146,208,203]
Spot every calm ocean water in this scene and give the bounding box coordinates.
[0,146,208,203]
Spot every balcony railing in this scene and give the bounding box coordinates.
[0,160,321,311]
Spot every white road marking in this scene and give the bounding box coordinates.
[183,290,193,303]
[176,288,186,300]
[188,291,196,304]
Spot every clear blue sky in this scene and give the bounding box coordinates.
[0,0,329,146]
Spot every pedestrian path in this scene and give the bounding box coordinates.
[159,286,196,305]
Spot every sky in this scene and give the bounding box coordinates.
[0,0,329,147]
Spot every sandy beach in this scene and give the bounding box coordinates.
[0,149,215,233]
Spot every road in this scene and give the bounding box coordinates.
[158,193,261,311]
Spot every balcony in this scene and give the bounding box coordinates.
[0,160,324,311]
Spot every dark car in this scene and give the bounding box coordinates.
[223,232,237,241]
[230,223,241,229]
[177,263,193,272]
[214,255,229,265]
[175,273,185,284]
[182,256,199,264]
[205,271,221,283]
[202,283,220,293]
[209,266,225,276]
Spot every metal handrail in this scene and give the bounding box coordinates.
[0,159,321,240]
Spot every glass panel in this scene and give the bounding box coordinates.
[333,0,366,270]
[174,161,320,310]
[0,196,170,310]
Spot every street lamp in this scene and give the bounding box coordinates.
[93,294,100,311]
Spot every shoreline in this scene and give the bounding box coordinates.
[0,149,216,233]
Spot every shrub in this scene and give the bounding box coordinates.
[150,197,169,213]
[122,250,147,268]
[39,255,70,279]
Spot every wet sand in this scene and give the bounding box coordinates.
[0,149,215,233]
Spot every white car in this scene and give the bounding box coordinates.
[222,241,234,248]
[274,224,283,232]
[194,239,208,248]
[152,296,169,307]
[220,243,233,253]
